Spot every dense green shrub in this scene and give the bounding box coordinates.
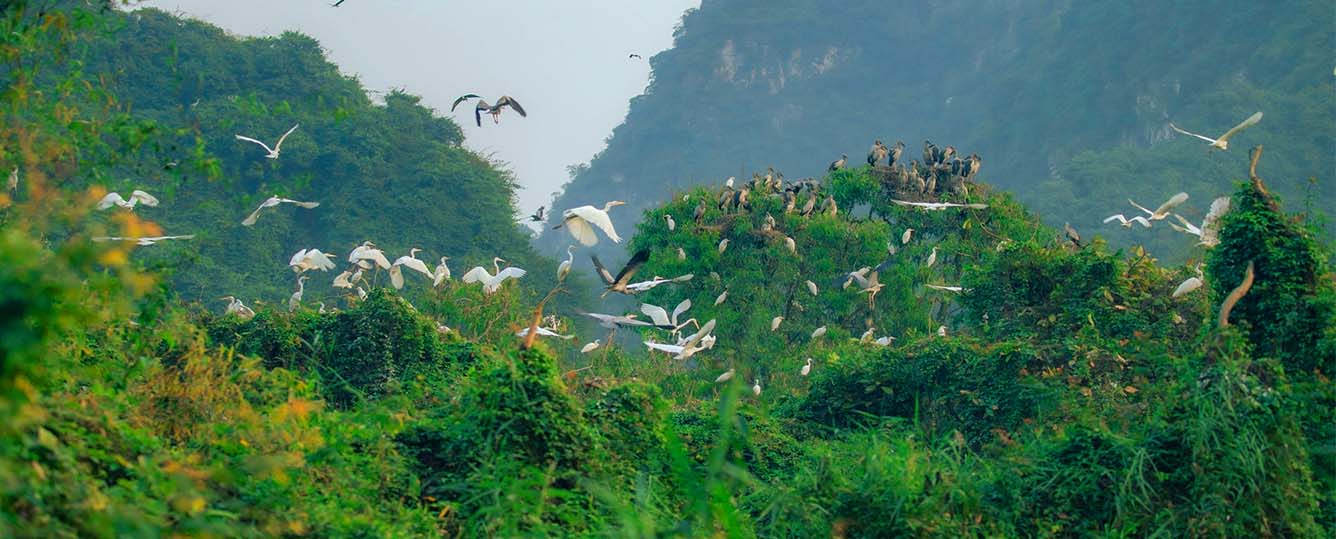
[1208,181,1335,373]
[206,288,480,406]
[800,338,1046,444]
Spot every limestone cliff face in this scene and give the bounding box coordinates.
[540,0,1333,258]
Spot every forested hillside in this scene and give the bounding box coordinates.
[77,8,550,304]
[2,3,1332,538]
[542,0,1334,258]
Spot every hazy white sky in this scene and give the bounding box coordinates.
[135,0,698,222]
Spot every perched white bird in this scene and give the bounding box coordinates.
[92,234,194,246]
[676,247,687,260]
[1170,197,1231,247]
[725,177,735,188]
[925,284,965,293]
[234,123,299,159]
[1104,214,1153,228]
[811,325,827,340]
[873,336,895,346]
[461,257,527,294]
[784,236,796,254]
[389,248,433,289]
[516,326,574,340]
[432,257,452,287]
[859,327,876,343]
[96,190,159,210]
[289,248,336,273]
[902,228,915,244]
[752,379,762,396]
[714,289,728,306]
[718,238,729,254]
[332,269,356,289]
[6,166,16,193]
[800,358,812,376]
[1128,192,1189,221]
[241,195,320,226]
[288,275,309,311]
[220,295,255,319]
[558,200,626,246]
[557,245,575,281]
[581,340,601,353]
[937,325,948,337]
[641,299,693,329]
[1173,277,1203,298]
[771,316,784,331]
[890,199,989,210]
[714,368,735,384]
[665,214,676,231]
[925,246,938,268]
[806,280,819,296]
[348,242,392,270]
[1169,111,1262,151]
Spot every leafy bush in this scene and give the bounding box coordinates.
[206,288,480,406]
[800,338,1046,444]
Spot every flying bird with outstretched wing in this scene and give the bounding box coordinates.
[451,94,480,112]
[474,95,527,127]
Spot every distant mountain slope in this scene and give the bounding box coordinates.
[542,0,1334,256]
[82,9,550,302]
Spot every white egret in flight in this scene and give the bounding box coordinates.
[926,284,966,293]
[389,248,433,289]
[583,311,652,329]
[1170,196,1231,247]
[1128,192,1188,221]
[644,318,717,360]
[641,299,693,329]
[516,326,574,340]
[461,257,527,294]
[96,190,159,210]
[92,234,194,246]
[289,248,336,273]
[241,196,320,226]
[556,200,626,246]
[625,274,693,294]
[348,242,392,270]
[234,123,299,159]
[890,199,989,210]
[1169,111,1262,151]
[1103,214,1152,228]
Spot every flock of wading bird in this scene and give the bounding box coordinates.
[79,106,1263,396]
